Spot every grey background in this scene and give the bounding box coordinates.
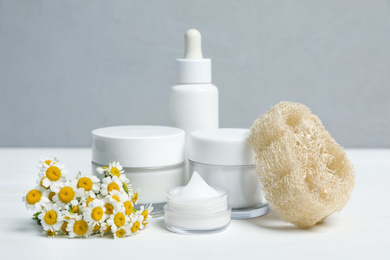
[1,0,389,148]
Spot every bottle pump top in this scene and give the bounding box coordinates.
[176,29,212,84]
[184,29,203,59]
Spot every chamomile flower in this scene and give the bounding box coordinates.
[122,181,133,196]
[83,199,106,227]
[108,190,129,204]
[79,196,95,211]
[121,196,135,216]
[100,176,124,196]
[115,173,131,192]
[131,189,140,205]
[76,174,100,198]
[129,213,145,235]
[62,209,79,222]
[52,180,83,209]
[38,204,63,233]
[96,165,109,176]
[99,222,111,236]
[113,224,130,239]
[47,191,56,203]
[103,194,121,216]
[23,186,50,211]
[105,191,130,213]
[37,176,50,190]
[60,221,70,235]
[66,215,93,238]
[107,161,124,178]
[90,222,103,234]
[37,157,59,171]
[65,204,81,214]
[121,176,132,196]
[39,162,67,189]
[106,205,129,233]
[139,204,153,226]
[119,174,130,185]
[44,229,57,238]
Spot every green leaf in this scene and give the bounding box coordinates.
[123,183,128,193]
[32,212,41,220]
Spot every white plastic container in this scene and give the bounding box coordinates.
[170,29,219,156]
[189,128,269,219]
[91,125,185,216]
[164,172,231,234]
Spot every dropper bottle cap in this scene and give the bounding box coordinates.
[176,29,212,84]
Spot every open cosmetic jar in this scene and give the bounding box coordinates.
[92,125,185,216]
[164,172,231,234]
[189,128,269,219]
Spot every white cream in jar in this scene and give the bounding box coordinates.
[164,171,230,234]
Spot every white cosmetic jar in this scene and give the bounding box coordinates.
[189,128,269,219]
[92,125,185,216]
[164,186,231,234]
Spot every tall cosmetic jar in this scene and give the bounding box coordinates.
[189,128,269,219]
[92,125,185,216]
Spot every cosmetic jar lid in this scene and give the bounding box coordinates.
[189,128,255,166]
[92,125,185,168]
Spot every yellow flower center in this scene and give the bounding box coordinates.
[93,223,101,232]
[48,192,55,202]
[44,210,57,225]
[44,160,52,165]
[92,207,103,221]
[114,212,125,227]
[110,167,120,177]
[46,229,55,237]
[58,186,75,203]
[102,166,108,169]
[103,225,111,232]
[107,182,120,192]
[131,221,140,233]
[116,228,125,238]
[73,220,88,236]
[141,210,149,220]
[40,177,49,189]
[72,206,79,214]
[77,177,93,191]
[112,195,120,202]
[61,222,69,234]
[124,201,133,215]
[104,203,114,215]
[132,193,138,204]
[46,166,61,181]
[26,189,42,205]
[86,197,94,207]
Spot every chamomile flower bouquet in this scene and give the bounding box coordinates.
[23,157,153,238]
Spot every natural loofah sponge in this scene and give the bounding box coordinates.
[249,102,354,228]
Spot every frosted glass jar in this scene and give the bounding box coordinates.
[92,126,185,216]
[189,128,269,219]
[164,172,231,234]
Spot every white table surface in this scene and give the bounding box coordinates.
[1,148,389,259]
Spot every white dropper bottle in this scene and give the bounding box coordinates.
[170,29,219,157]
